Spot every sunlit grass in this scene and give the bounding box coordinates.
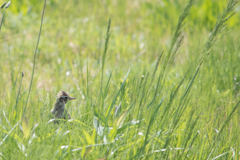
[0,0,240,159]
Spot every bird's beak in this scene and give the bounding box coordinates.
[69,97,76,100]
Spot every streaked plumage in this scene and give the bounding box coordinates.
[51,90,76,123]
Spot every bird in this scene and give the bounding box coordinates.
[51,90,76,123]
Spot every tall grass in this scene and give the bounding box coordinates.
[0,1,10,31]
[0,0,239,159]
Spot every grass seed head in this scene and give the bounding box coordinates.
[0,2,7,9]
[5,1,10,9]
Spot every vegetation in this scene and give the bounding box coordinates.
[0,0,240,159]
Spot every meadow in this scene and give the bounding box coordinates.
[0,0,240,159]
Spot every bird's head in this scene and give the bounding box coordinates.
[57,90,76,104]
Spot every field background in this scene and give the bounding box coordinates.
[0,0,240,159]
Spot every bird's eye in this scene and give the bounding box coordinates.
[64,97,68,99]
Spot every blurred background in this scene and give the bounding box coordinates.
[1,0,240,159]
[1,0,240,92]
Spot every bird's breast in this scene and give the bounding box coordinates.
[51,102,65,118]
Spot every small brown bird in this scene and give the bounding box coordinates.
[51,90,76,122]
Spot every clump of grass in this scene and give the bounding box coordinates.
[0,0,239,159]
[132,0,238,159]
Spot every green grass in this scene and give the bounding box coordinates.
[1,0,240,159]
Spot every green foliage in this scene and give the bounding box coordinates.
[0,0,240,159]
[188,0,239,30]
